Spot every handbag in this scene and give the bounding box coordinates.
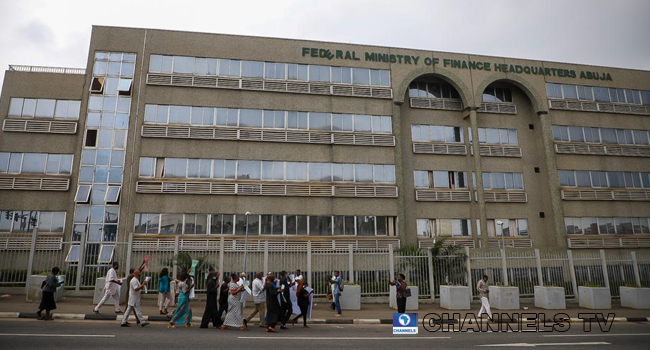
[326,292,333,300]
[402,288,412,298]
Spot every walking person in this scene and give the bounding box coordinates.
[200,271,220,328]
[291,280,313,328]
[93,262,122,315]
[245,272,267,328]
[37,267,64,321]
[120,269,149,327]
[327,271,342,317]
[238,272,250,310]
[216,275,231,326]
[388,273,408,314]
[168,271,194,328]
[265,274,281,332]
[279,271,294,329]
[158,267,172,315]
[477,275,492,320]
[222,273,247,331]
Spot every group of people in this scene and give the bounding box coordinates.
[92,263,317,332]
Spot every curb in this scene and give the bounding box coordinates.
[2,313,650,324]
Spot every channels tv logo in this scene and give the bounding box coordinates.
[393,313,418,334]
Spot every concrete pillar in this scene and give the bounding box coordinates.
[172,236,179,279]
[388,244,395,279]
[307,241,312,286]
[218,236,224,283]
[391,103,410,246]
[567,250,578,301]
[535,249,544,286]
[538,111,567,247]
[600,249,610,289]
[25,224,38,296]
[501,248,509,286]
[469,108,488,248]
[465,246,472,302]
[631,252,641,287]
[348,244,354,283]
[75,223,87,291]
[263,241,269,276]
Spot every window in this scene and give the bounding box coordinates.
[309,216,332,236]
[414,171,429,188]
[309,163,332,182]
[97,245,115,263]
[237,160,261,180]
[451,219,471,236]
[308,65,330,82]
[239,109,263,128]
[164,158,187,178]
[65,245,81,262]
[309,113,331,131]
[172,56,194,74]
[117,79,132,96]
[352,68,370,85]
[287,64,308,81]
[482,87,513,103]
[139,157,156,177]
[104,186,121,203]
[265,62,286,80]
[169,106,191,124]
[331,67,351,84]
[260,215,284,235]
[219,59,241,77]
[356,216,375,236]
[416,219,431,237]
[559,170,576,187]
[262,161,285,181]
[241,61,264,78]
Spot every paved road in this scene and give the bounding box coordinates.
[0,319,649,349]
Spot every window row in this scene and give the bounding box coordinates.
[414,171,468,189]
[148,55,391,86]
[552,125,650,146]
[414,171,525,190]
[475,172,525,190]
[8,98,81,120]
[546,83,650,105]
[558,170,650,189]
[143,105,392,134]
[0,153,72,175]
[72,223,117,242]
[74,185,121,204]
[81,149,125,167]
[65,243,116,264]
[0,210,66,233]
[468,127,519,146]
[92,52,136,78]
[408,81,461,99]
[411,125,463,143]
[87,96,131,114]
[73,205,119,225]
[416,218,528,237]
[482,87,514,103]
[90,77,133,96]
[140,157,396,184]
[565,217,650,235]
[133,213,396,236]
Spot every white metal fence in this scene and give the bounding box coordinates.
[2,234,649,299]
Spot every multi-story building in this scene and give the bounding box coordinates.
[1,26,649,289]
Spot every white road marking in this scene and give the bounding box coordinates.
[239,336,450,340]
[544,333,650,337]
[0,333,115,338]
[477,342,610,347]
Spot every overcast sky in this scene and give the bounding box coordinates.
[0,0,649,91]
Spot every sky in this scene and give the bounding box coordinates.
[0,0,649,90]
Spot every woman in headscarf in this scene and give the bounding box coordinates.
[168,271,193,328]
[264,274,281,332]
[222,273,246,331]
[37,267,64,320]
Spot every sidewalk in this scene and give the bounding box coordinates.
[1,294,648,323]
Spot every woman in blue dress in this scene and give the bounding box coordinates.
[168,271,193,328]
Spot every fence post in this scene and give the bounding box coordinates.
[631,251,641,287]
[25,224,38,297]
[465,246,472,303]
[218,237,224,283]
[500,248,509,286]
[173,236,179,279]
[75,223,87,291]
[535,249,544,287]
[599,249,610,290]
[567,250,578,301]
[427,247,435,302]
[263,241,269,275]
[388,244,395,279]
[307,241,312,287]
[348,244,354,283]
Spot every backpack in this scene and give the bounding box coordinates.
[338,278,344,292]
[41,280,47,289]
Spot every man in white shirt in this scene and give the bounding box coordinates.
[238,272,249,309]
[121,269,149,327]
[94,262,122,314]
[244,272,267,328]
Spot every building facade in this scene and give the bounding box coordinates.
[1,26,649,288]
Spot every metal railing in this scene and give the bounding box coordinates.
[3,233,649,300]
[8,65,86,75]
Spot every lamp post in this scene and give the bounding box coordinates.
[496,221,504,249]
[243,211,251,273]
